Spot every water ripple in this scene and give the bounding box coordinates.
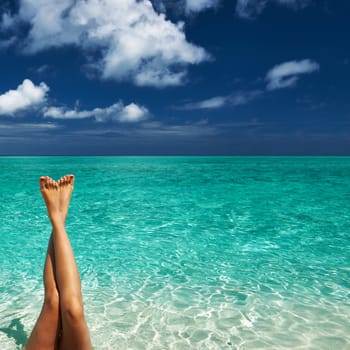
[1,156,350,349]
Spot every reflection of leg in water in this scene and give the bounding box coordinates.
[0,318,28,347]
[25,175,92,350]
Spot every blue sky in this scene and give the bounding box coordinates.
[0,0,349,155]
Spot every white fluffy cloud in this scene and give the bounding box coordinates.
[0,79,49,116]
[1,0,208,87]
[118,103,149,122]
[236,0,311,18]
[0,77,149,122]
[44,101,149,123]
[266,59,319,90]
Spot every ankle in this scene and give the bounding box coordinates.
[60,210,68,224]
[49,211,64,226]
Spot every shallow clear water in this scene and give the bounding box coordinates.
[0,156,349,349]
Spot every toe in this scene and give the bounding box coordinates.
[48,177,55,189]
[39,176,46,189]
[68,174,75,185]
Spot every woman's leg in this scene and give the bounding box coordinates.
[52,175,92,350]
[25,179,61,350]
[26,175,91,350]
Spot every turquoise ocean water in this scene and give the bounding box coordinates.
[0,156,349,349]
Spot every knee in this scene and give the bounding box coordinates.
[44,289,59,311]
[61,295,85,323]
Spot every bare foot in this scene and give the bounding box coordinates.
[58,174,74,222]
[39,176,61,223]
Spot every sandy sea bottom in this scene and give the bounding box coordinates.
[0,156,349,349]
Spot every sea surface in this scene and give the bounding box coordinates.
[0,156,349,349]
